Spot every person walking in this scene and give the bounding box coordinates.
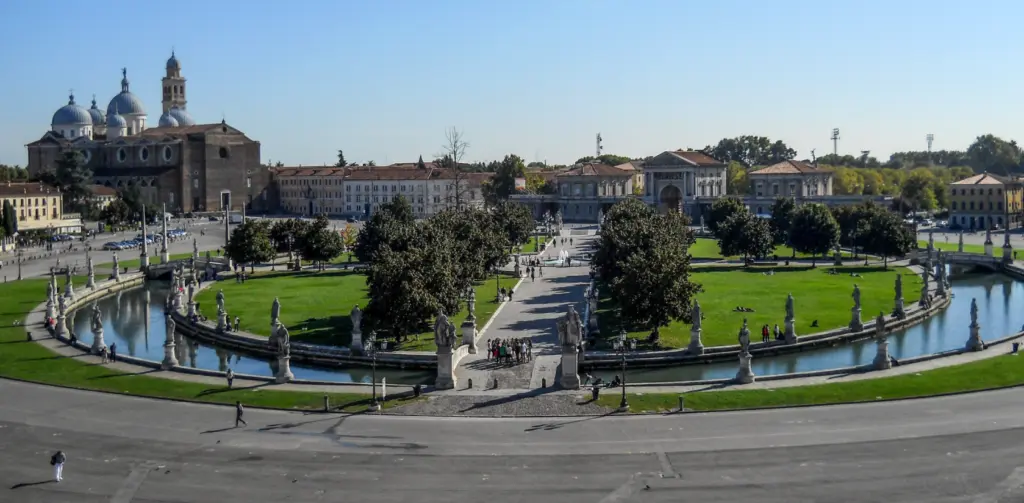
[50,450,66,482]
[235,401,247,427]
[226,368,234,389]
[109,342,117,363]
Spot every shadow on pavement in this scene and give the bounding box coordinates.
[10,480,55,490]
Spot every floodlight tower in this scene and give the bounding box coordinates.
[830,128,841,158]
[926,134,935,165]
[596,133,604,158]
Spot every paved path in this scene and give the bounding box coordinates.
[455,233,593,392]
[7,379,1024,501]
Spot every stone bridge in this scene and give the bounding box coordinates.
[146,256,231,279]
[919,247,1009,273]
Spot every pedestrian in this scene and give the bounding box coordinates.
[226,368,234,388]
[530,268,535,282]
[234,316,240,331]
[109,342,117,362]
[508,288,514,302]
[235,401,247,427]
[485,340,491,360]
[50,450,66,482]
[100,345,109,364]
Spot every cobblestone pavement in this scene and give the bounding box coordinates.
[385,391,614,417]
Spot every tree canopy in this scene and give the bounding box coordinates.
[789,203,840,264]
[707,197,746,235]
[716,210,774,260]
[226,219,276,270]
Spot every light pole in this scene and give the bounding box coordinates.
[286,234,294,270]
[365,330,379,408]
[615,328,629,410]
[16,248,23,281]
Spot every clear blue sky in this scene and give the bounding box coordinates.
[1,0,1021,167]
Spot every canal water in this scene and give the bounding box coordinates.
[68,282,434,385]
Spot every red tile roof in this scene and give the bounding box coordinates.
[751,160,833,175]
[0,182,60,197]
[558,162,633,178]
[670,150,724,166]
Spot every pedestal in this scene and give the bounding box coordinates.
[173,292,183,312]
[735,351,756,384]
[275,356,294,383]
[588,312,599,336]
[936,275,947,297]
[161,342,179,369]
[64,282,74,301]
[187,302,196,318]
[45,299,54,321]
[140,253,149,271]
[435,348,457,390]
[849,307,863,332]
[985,243,994,257]
[86,273,95,289]
[54,314,67,338]
[111,268,120,282]
[784,318,798,344]
[688,328,704,355]
[559,348,581,389]
[873,339,892,370]
[217,311,228,332]
[966,324,985,352]
[90,327,104,353]
[350,329,363,354]
[461,319,477,354]
[1004,245,1013,264]
[894,298,906,319]
[161,249,170,264]
[834,252,842,266]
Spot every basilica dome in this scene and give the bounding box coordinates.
[158,112,180,127]
[106,68,146,116]
[51,94,93,126]
[87,97,105,125]
[168,106,195,126]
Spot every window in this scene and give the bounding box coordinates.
[139,147,150,161]
[117,148,127,163]
[952,202,957,210]
[989,188,994,195]
[998,189,1003,195]
[162,146,173,162]
[970,201,975,210]
[998,202,1004,211]
[346,185,351,192]
[218,147,229,159]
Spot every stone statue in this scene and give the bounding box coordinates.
[46,281,53,301]
[271,297,281,326]
[738,318,750,352]
[57,295,67,316]
[875,311,886,337]
[970,297,979,327]
[274,323,291,356]
[165,312,176,339]
[434,309,452,347]
[691,300,702,331]
[558,305,583,347]
[785,293,795,320]
[597,208,604,225]
[90,303,103,332]
[895,274,903,300]
[852,284,861,309]
[467,288,476,320]
[446,320,457,348]
[216,289,225,312]
[112,252,120,269]
[64,266,71,285]
[351,305,362,332]
[193,238,199,257]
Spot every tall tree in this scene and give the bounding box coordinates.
[298,215,345,270]
[335,150,347,167]
[53,150,93,211]
[99,198,131,227]
[859,209,914,268]
[592,199,701,344]
[769,197,796,245]
[573,154,632,166]
[725,161,750,195]
[416,155,427,170]
[269,218,311,253]
[966,134,1022,176]
[716,211,774,261]
[226,219,276,272]
[353,196,416,263]
[789,203,840,265]
[483,154,526,205]
[437,127,471,209]
[430,207,509,293]
[492,201,533,251]
[707,197,746,235]
[1,200,16,236]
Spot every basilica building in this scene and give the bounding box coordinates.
[25,52,271,214]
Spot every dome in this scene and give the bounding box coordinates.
[107,113,127,128]
[168,106,195,126]
[106,68,146,116]
[166,51,180,70]
[51,93,93,126]
[87,96,105,125]
[158,112,179,128]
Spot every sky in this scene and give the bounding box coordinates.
[1,0,1021,167]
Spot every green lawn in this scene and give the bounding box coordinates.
[94,251,194,272]
[195,270,518,352]
[327,251,357,265]
[689,238,856,260]
[520,236,548,253]
[597,265,922,349]
[599,352,1024,413]
[919,240,988,255]
[0,278,408,412]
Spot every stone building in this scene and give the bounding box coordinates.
[87,184,117,209]
[0,182,76,232]
[748,160,834,203]
[641,150,727,218]
[510,162,635,221]
[24,53,269,214]
[273,164,489,219]
[949,172,1023,230]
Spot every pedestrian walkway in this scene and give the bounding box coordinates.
[455,234,594,390]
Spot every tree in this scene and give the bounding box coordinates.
[769,197,796,245]
[592,199,701,343]
[340,223,358,250]
[53,150,93,211]
[99,198,131,228]
[269,218,311,253]
[482,154,526,205]
[524,173,555,194]
[704,136,795,167]
[430,207,509,294]
[437,127,470,209]
[859,209,914,268]
[298,215,344,270]
[335,150,347,167]
[353,196,416,263]
[367,160,377,167]
[1,200,16,236]
[726,161,749,195]
[716,211,774,261]
[901,168,938,211]
[789,203,840,265]
[225,219,276,272]
[416,155,427,170]
[574,154,632,166]
[492,201,533,251]
[967,134,1022,176]
[707,197,746,235]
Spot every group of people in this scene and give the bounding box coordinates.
[486,337,532,365]
[759,324,783,343]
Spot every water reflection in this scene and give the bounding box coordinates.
[70,282,434,385]
[594,272,1024,383]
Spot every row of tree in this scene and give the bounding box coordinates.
[0,164,29,183]
[707,197,914,267]
[225,215,347,272]
[351,197,534,340]
[591,199,701,344]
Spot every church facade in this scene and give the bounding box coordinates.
[25,53,270,213]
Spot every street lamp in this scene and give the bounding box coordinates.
[16,248,23,281]
[365,330,379,408]
[615,328,629,410]
[286,234,295,270]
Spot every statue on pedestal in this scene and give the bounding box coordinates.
[434,309,457,350]
[86,253,95,288]
[958,231,964,253]
[852,284,861,310]
[873,311,891,370]
[467,288,476,321]
[63,267,74,300]
[162,312,178,369]
[737,318,750,353]
[688,300,704,355]
[111,253,120,281]
[89,303,104,353]
[271,297,281,327]
[216,289,225,312]
[966,297,985,351]
[783,293,798,343]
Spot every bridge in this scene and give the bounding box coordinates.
[919,246,1009,273]
[145,256,231,279]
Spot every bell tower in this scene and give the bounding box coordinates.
[162,50,187,113]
